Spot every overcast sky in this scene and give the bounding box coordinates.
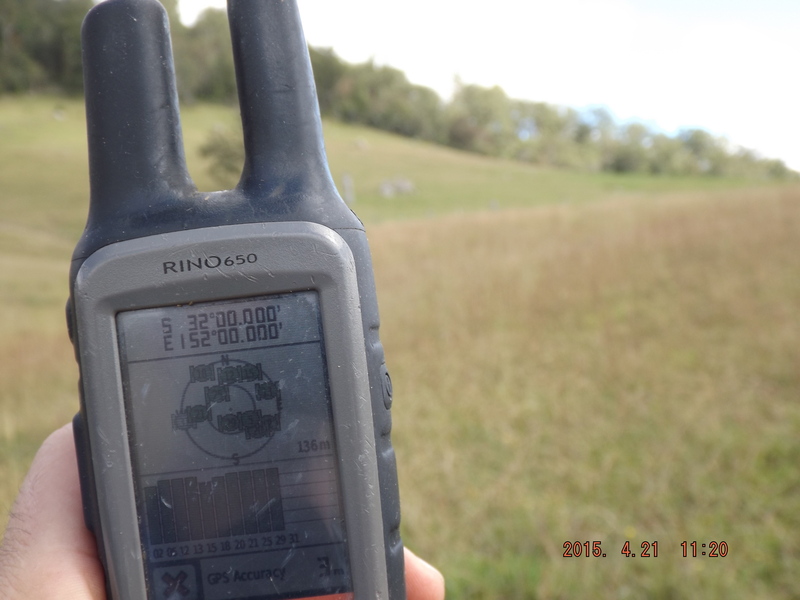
[178,0,800,170]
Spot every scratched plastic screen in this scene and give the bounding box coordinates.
[117,291,354,600]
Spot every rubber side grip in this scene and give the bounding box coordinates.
[72,412,96,533]
[337,228,406,600]
[72,412,113,598]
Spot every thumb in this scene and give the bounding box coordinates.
[405,547,446,600]
[0,423,105,599]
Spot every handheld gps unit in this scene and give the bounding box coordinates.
[66,1,405,599]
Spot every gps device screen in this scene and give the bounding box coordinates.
[117,291,354,600]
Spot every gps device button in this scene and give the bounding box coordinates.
[72,412,98,534]
[65,300,75,343]
[380,363,393,410]
[152,565,198,600]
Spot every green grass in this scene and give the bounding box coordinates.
[319,120,768,223]
[1,95,799,598]
[184,101,768,223]
[0,95,772,232]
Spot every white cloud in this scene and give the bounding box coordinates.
[178,0,226,25]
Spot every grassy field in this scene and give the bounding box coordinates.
[376,189,800,598]
[1,96,799,598]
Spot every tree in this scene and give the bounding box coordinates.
[648,134,695,175]
[330,60,444,141]
[679,128,728,175]
[173,8,236,102]
[0,0,92,93]
[507,101,594,169]
[446,83,514,156]
[607,123,651,173]
[308,46,348,115]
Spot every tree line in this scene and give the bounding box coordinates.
[2,0,794,180]
[1,0,89,93]
[307,51,793,180]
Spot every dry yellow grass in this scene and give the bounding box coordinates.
[371,186,800,598]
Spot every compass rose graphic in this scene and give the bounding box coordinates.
[171,355,282,461]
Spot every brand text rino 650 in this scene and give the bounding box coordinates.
[163,254,258,275]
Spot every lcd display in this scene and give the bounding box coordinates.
[117,291,353,600]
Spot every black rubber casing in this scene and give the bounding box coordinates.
[66,1,405,598]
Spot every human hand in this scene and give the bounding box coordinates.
[0,423,104,598]
[0,423,444,600]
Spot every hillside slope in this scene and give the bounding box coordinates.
[1,96,799,598]
[1,96,773,236]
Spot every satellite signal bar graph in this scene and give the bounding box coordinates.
[144,467,284,545]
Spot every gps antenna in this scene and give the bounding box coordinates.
[228,0,339,204]
[79,0,194,256]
